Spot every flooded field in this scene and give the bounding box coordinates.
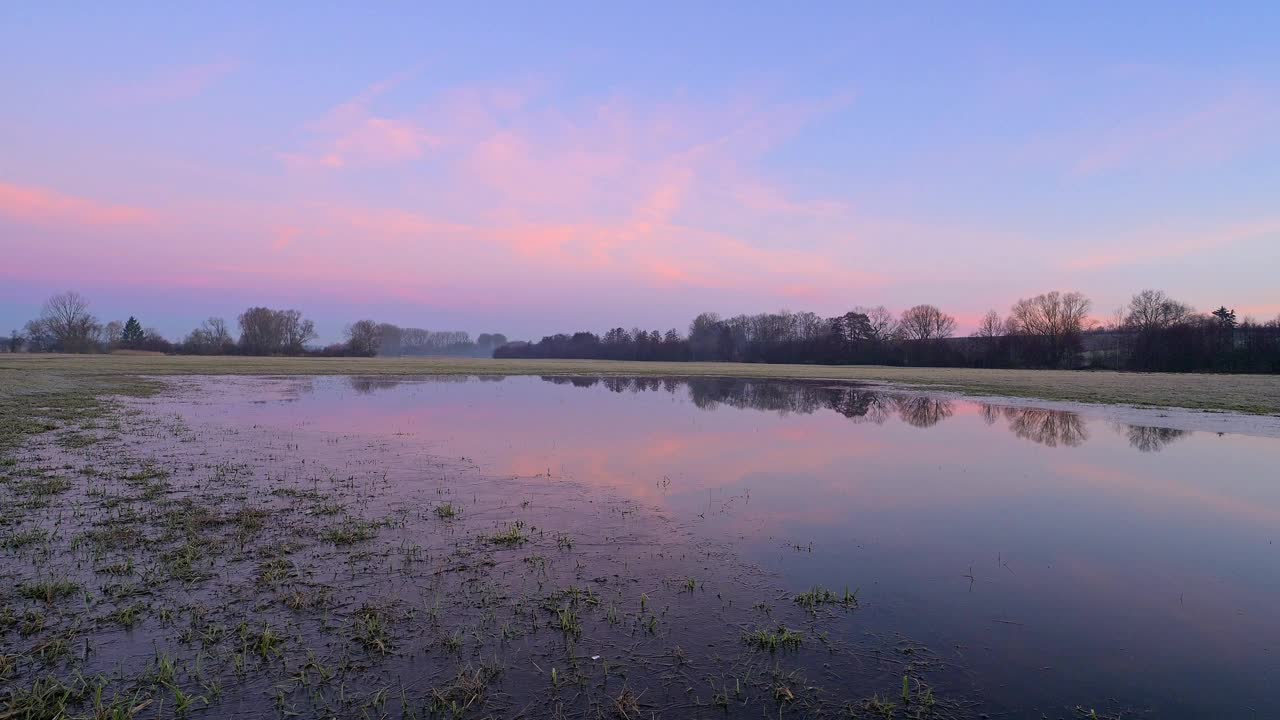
[2,374,1278,719]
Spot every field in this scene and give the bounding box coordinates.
[5,353,1280,415]
[4,355,1278,718]
[0,367,974,718]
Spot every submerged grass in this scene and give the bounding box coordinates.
[321,518,380,545]
[17,579,80,605]
[794,585,858,611]
[744,626,804,652]
[742,625,798,653]
[488,521,528,546]
[0,360,1077,719]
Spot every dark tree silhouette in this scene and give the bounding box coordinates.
[1212,306,1238,328]
[122,317,144,348]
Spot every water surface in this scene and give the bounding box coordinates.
[186,374,1280,717]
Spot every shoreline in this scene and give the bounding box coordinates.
[5,354,1280,417]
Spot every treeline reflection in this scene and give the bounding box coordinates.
[536,376,1188,452]
[340,375,1186,453]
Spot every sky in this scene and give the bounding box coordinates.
[2,3,1278,343]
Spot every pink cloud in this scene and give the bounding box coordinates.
[270,225,302,250]
[731,182,848,218]
[0,182,158,228]
[266,84,884,307]
[1058,461,1280,529]
[281,116,441,169]
[9,81,895,321]
[279,71,442,170]
[322,206,474,240]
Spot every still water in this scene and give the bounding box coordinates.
[170,374,1279,718]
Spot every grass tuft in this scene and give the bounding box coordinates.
[17,579,80,604]
[744,626,803,652]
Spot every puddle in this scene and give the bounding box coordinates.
[2,374,1277,718]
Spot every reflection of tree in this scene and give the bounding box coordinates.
[603,377,631,393]
[827,389,893,424]
[999,406,1088,447]
[893,396,955,428]
[537,376,963,428]
[633,377,665,393]
[687,378,857,416]
[348,377,406,394]
[557,377,934,426]
[541,376,600,388]
[348,375,492,394]
[1120,424,1187,452]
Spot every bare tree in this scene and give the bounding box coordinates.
[1008,291,1091,365]
[238,307,281,355]
[205,318,232,348]
[898,304,957,340]
[972,310,1005,338]
[345,319,381,357]
[856,305,898,342]
[377,323,403,356]
[104,320,124,347]
[1125,289,1192,332]
[36,291,101,353]
[184,317,235,354]
[278,310,316,354]
[688,312,723,360]
[1104,306,1127,332]
[236,307,315,355]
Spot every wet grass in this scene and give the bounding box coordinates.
[17,579,80,604]
[487,521,528,546]
[744,626,803,652]
[0,365,157,459]
[320,518,380,545]
[794,585,859,611]
[3,529,50,550]
[0,369,1102,719]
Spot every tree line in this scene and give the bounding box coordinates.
[7,291,505,358]
[338,321,507,358]
[10,289,1277,372]
[497,289,1280,373]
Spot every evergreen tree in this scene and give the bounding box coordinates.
[122,316,145,347]
[1211,306,1238,328]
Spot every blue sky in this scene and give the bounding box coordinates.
[2,3,1278,342]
